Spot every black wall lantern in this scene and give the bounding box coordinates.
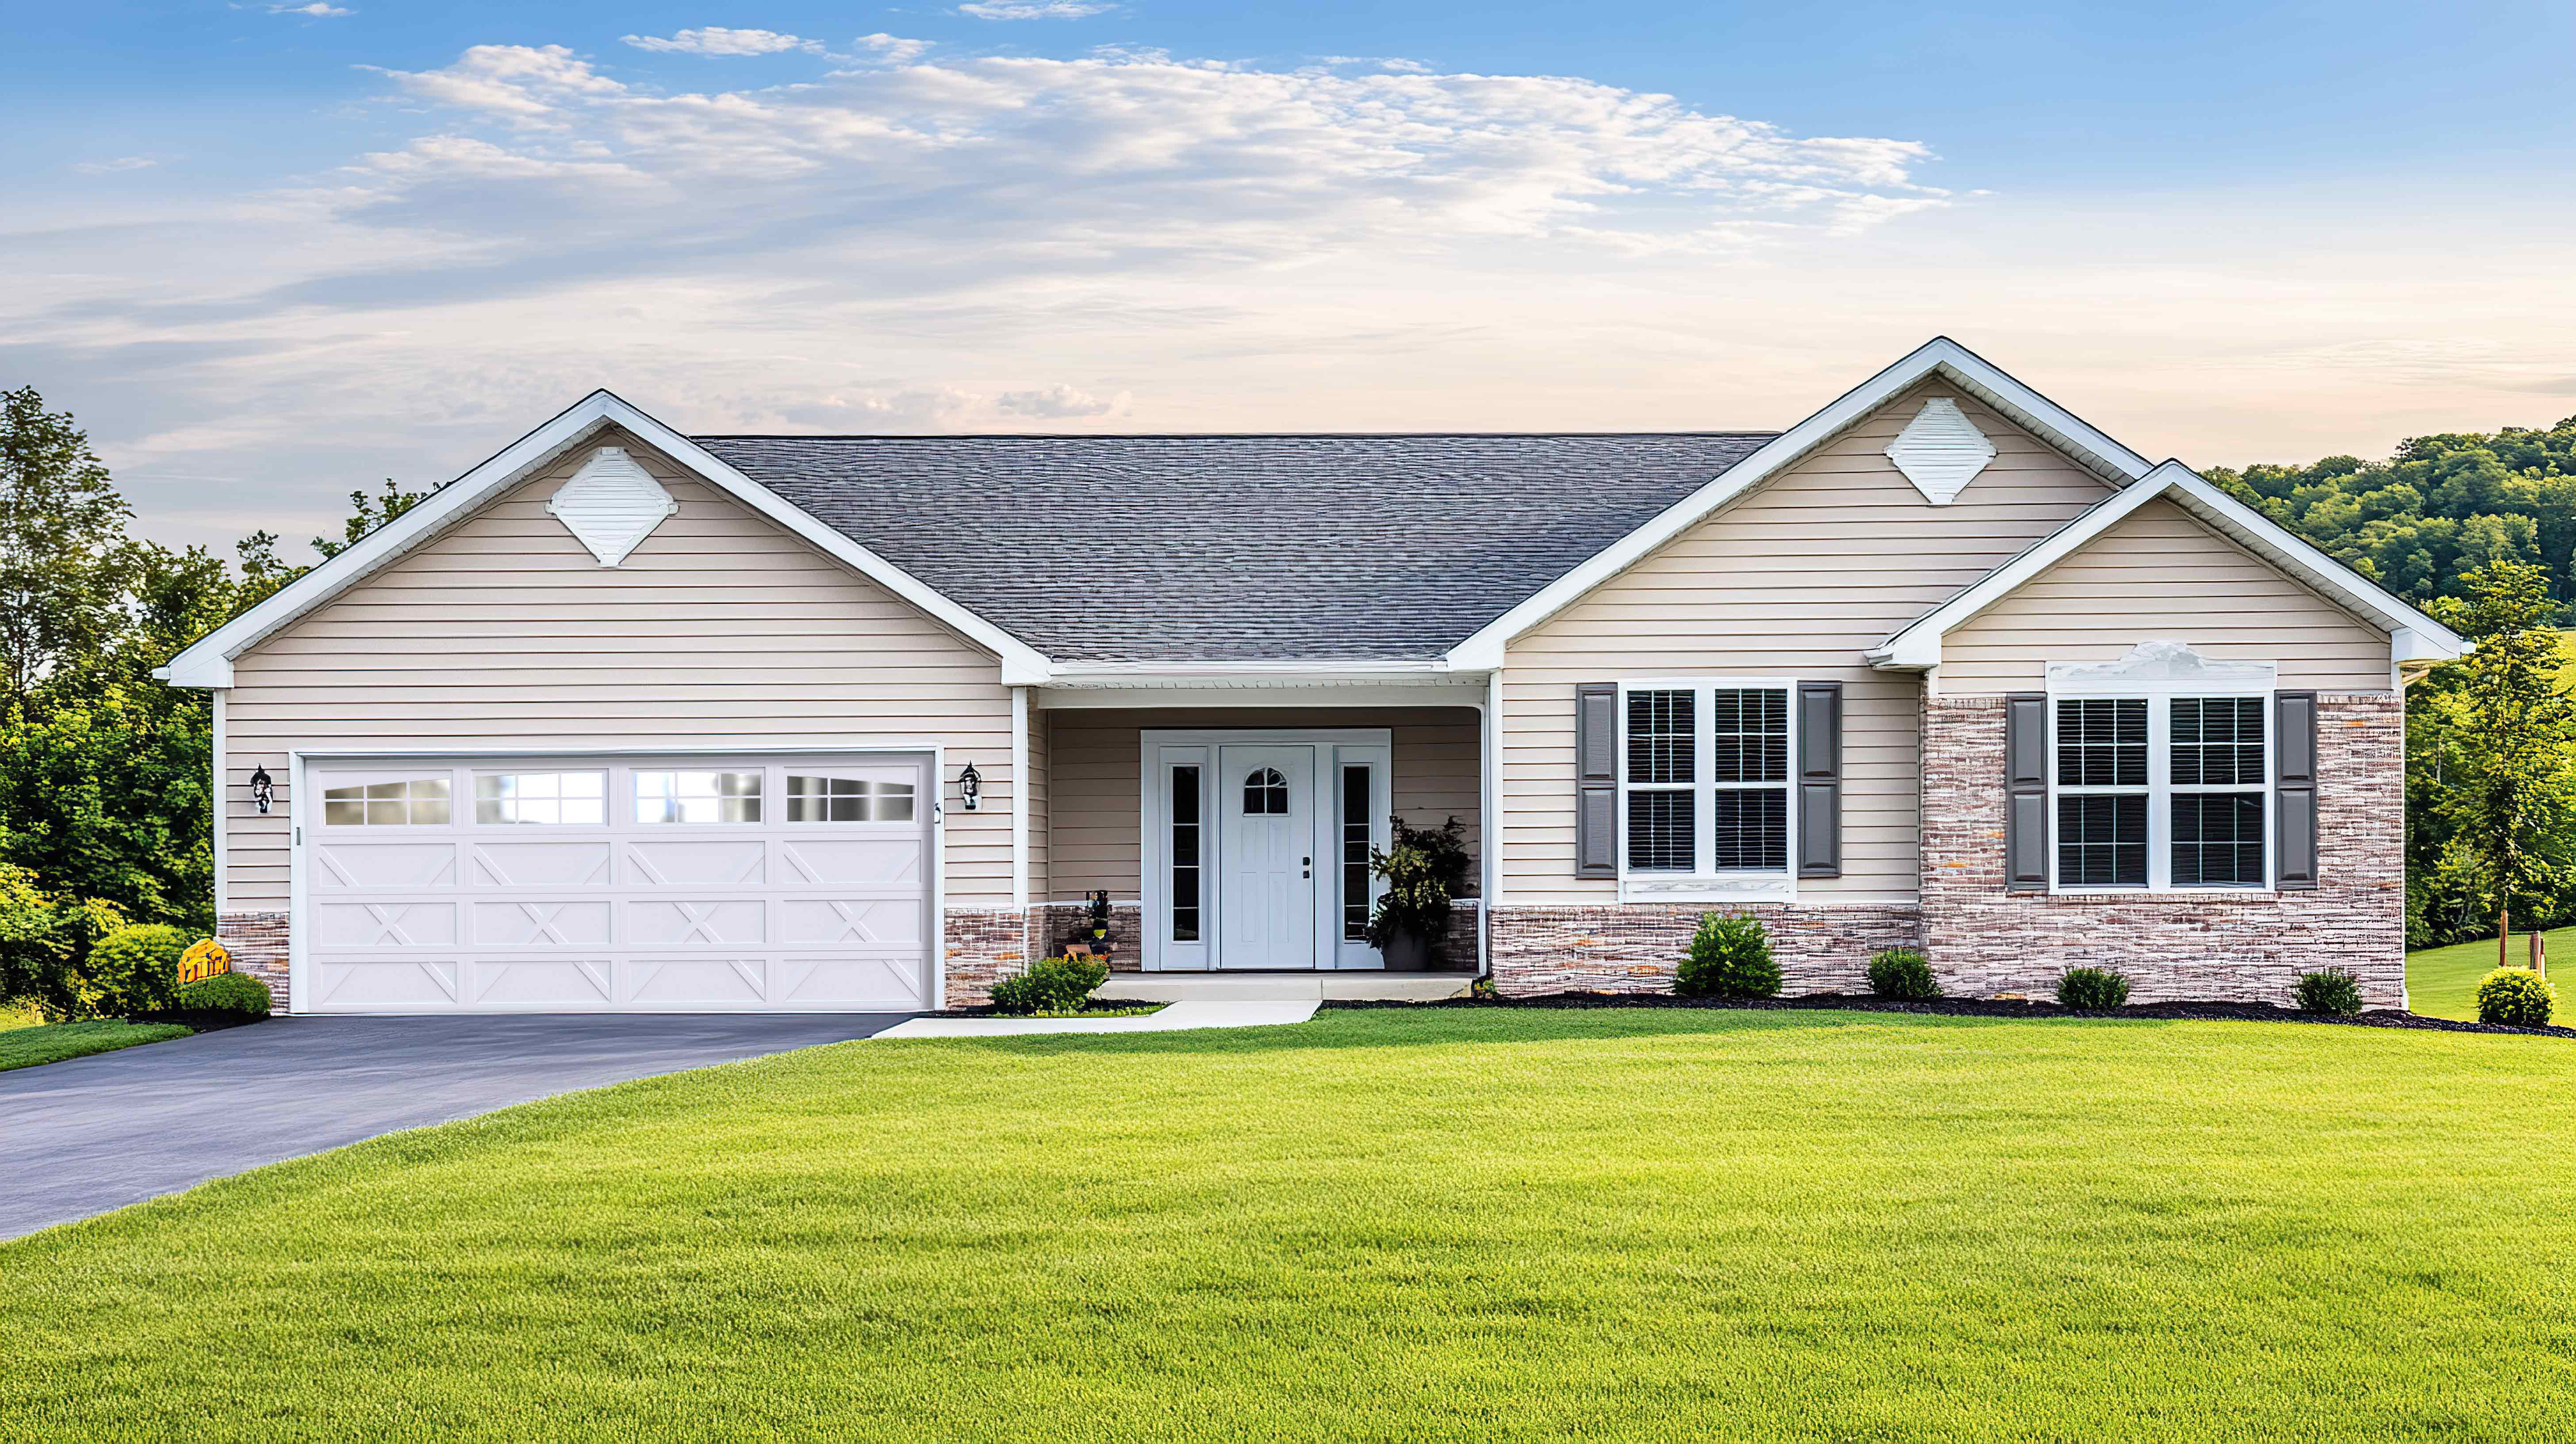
[957,760,981,811]
[249,765,275,815]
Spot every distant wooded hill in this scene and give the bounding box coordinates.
[2204,415,2576,610]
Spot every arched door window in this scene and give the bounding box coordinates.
[1243,767,1289,815]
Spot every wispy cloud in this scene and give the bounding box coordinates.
[73,156,158,173]
[854,33,932,65]
[258,2,352,15]
[621,27,822,57]
[956,2,1116,19]
[1315,55,1433,73]
[0,37,1975,548]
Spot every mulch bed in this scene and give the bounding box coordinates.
[1320,991,2576,1038]
[924,1000,1169,1021]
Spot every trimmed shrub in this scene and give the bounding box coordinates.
[2476,968,2556,1027]
[2292,967,2365,1017]
[2056,967,2130,1010]
[172,972,271,1018]
[88,924,192,1018]
[1866,948,1939,1001]
[1676,914,1780,999]
[989,956,1111,1016]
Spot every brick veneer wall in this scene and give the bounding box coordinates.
[217,910,292,1013]
[1918,692,2407,1006]
[1489,903,1921,996]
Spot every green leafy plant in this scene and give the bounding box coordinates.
[2292,967,2365,1017]
[88,922,191,1018]
[1365,816,1472,951]
[2056,967,2131,1010]
[989,956,1110,1017]
[171,971,270,1018]
[0,862,125,1020]
[1865,948,1939,1001]
[1677,913,1779,999]
[2475,967,2556,1027]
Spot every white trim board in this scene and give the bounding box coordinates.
[162,390,1053,689]
[1866,460,2469,672]
[1443,337,2155,668]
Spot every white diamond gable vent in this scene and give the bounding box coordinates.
[545,446,677,566]
[1884,398,1998,506]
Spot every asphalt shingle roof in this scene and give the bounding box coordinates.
[690,433,1777,663]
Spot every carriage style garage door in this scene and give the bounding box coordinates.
[296,753,932,1014]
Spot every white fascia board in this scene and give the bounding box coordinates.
[1442,337,2156,669]
[163,389,1053,688]
[1866,460,2469,671]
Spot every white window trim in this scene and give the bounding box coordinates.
[2043,671,2278,896]
[1614,678,1797,904]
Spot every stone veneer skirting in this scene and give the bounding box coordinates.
[216,910,292,1013]
[1488,904,1922,997]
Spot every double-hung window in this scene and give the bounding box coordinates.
[2050,691,2269,891]
[1617,681,1793,899]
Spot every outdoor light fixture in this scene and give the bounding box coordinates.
[249,765,275,815]
[958,760,982,811]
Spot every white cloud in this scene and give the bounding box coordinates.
[957,2,1116,18]
[997,384,1128,419]
[622,27,822,57]
[261,3,352,15]
[1316,55,1433,73]
[855,33,932,65]
[74,157,158,174]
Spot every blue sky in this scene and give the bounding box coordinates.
[5,0,2573,551]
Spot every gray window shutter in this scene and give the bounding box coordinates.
[2005,693,2049,892]
[2276,690,2319,890]
[1576,684,1617,878]
[1796,681,1842,877]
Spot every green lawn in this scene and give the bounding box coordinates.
[0,1018,191,1073]
[7,1010,2576,1441]
[2407,928,2576,1022]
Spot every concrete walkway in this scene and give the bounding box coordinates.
[0,1012,907,1240]
[874,999,1319,1038]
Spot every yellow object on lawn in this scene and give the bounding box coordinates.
[177,938,231,985]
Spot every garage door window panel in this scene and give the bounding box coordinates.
[635,771,763,825]
[787,774,915,823]
[476,772,608,826]
[322,776,451,827]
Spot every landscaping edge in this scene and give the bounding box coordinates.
[1319,991,2576,1038]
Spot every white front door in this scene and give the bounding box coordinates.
[1217,744,1317,970]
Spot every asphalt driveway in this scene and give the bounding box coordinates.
[0,1013,908,1240]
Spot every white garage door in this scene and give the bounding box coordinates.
[297,753,933,1013]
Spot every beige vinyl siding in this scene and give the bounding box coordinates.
[1940,499,2395,691]
[222,426,1017,910]
[1500,382,2121,905]
[1042,707,1482,902]
[1025,692,1049,902]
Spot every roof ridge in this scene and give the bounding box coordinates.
[691,430,1783,442]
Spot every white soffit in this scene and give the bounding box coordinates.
[545,446,677,565]
[1885,398,1997,505]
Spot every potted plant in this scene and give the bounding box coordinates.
[1084,890,1113,965]
[1365,816,1472,970]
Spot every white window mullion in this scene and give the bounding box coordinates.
[1695,684,1716,878]
[2147,699,2170,891]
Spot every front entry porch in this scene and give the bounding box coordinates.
[1030,701,1487,982]
[1095,970,1476,1002]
